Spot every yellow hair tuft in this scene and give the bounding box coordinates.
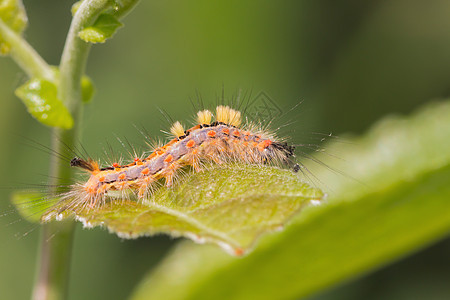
[170,121,185,138]
[197,110,212,125]
[216,106,228,123]
[228,109,241,127]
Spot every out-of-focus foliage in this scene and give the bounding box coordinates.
[0,0,27,54]
[81,75,95,103]
[11,192,54,223]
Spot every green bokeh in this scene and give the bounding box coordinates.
[1,0,449,299]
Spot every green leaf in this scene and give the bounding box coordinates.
[78,13,123,44]
[41,164,323,255]
[81,75,95,103]
[0,0,27,55]
[15,78,74,129]
[129,101,450,300]
[11,191,56,223]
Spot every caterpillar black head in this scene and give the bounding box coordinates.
[70,157,97,172]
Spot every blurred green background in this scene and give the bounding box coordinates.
[1,0,449,299]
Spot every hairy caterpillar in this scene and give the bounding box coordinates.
[41,105,300,219]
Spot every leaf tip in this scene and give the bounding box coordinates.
[77,14,123,44]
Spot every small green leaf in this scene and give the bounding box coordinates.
[78,13,123,44]
[15,78,74,129]
[0,0,27,55]
[41,164,323,255]
[81,75,95,103]
[11,191,56,223]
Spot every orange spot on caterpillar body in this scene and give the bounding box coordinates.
[186,140,195,148]
[258,139,272,151]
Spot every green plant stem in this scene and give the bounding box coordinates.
[0,18,53,80]
[32,1,112,300]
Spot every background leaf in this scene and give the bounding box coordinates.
[0,0,27,55]
[42,164,323,255]
[130,100,450,300]
[11,192,55,223]
[81,75,95,103]
[15,78,74,129]
[78,13,123,44]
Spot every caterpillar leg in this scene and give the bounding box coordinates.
[138,176,155,199]
[165,172,174,187]
[189,154,202,172]
[192,160,202,172]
